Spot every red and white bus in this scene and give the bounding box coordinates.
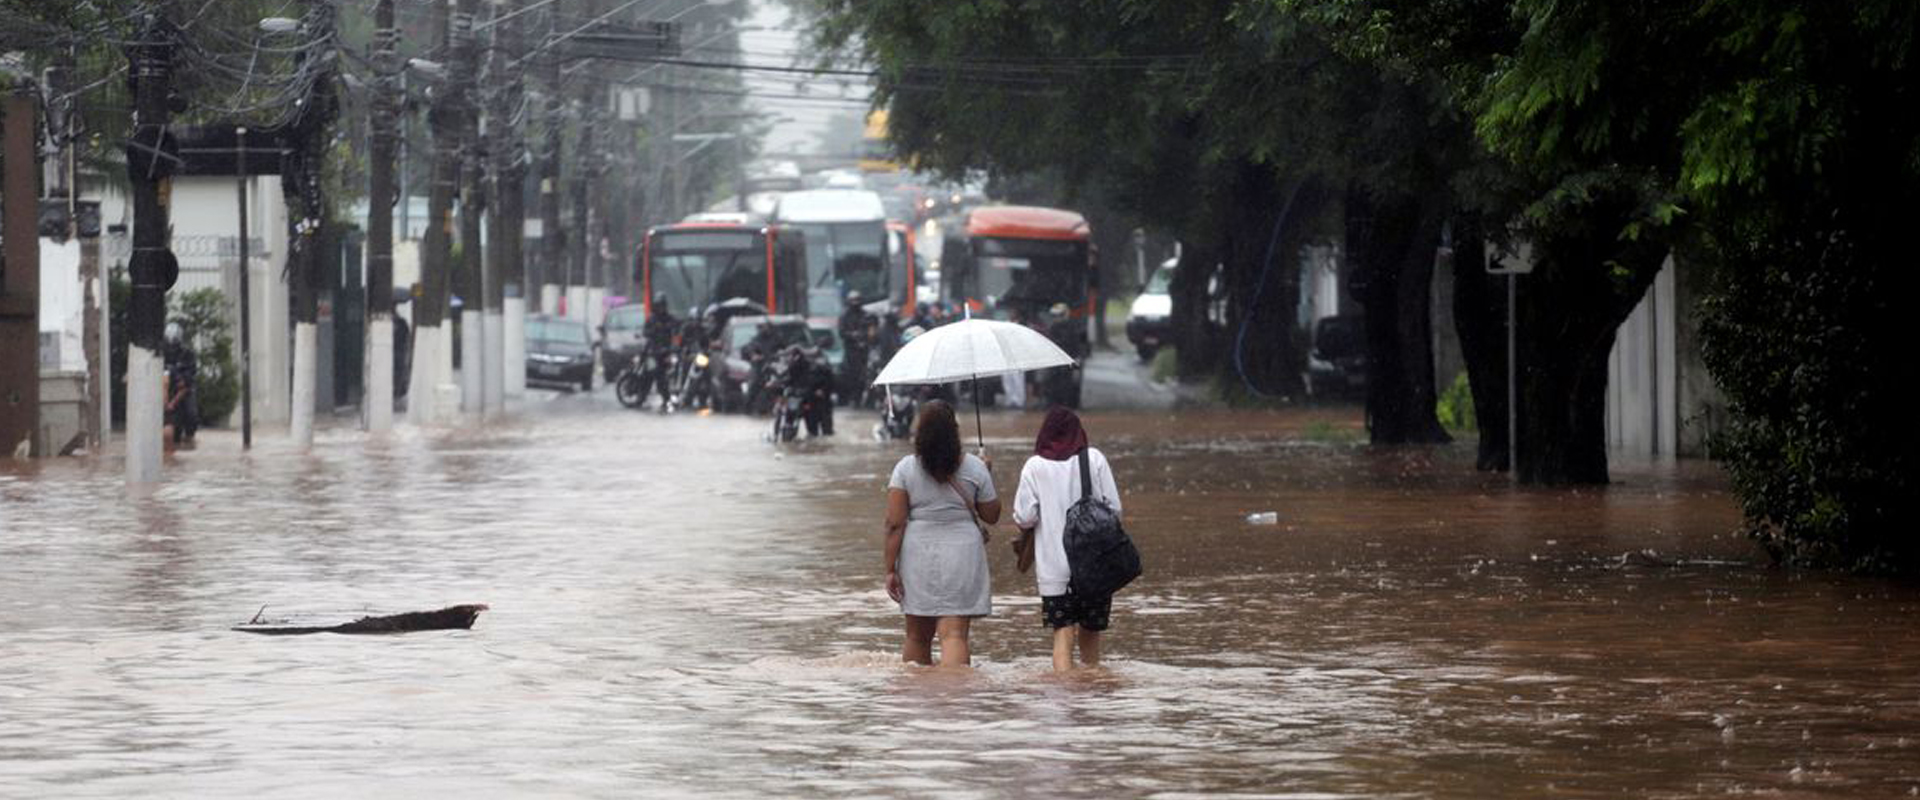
[635,222,808,318]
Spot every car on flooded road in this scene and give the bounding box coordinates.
[1305,314,1367,400]
[717,314,816,410]
[1126,257,1176,361]
[525,314,595,392]
[598,303,646,383]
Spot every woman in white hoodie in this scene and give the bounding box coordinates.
[1011,406,1122,672]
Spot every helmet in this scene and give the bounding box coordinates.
[846,290,863,305]
[165,322,184,344]
[652,292,670,310]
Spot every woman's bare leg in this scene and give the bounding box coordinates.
[1077,629,1102,667]
[903,615,936,665]
[935,616,972,668]
[1052,625,1077,672]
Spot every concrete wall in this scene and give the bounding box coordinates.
[1607,257,1680,458]
[162,175,291,425]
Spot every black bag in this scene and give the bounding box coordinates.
[1064,448,1141,597]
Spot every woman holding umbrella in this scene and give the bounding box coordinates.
[882,400,1000,667]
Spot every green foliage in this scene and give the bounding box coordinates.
[812,0,1920,566]
[1436,371,1477,432]
[170,288,240,428]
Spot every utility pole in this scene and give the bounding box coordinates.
[570,64,597,324]
[456,0,487,415]
[364,0,399,432]
[122,11,178,482]
[490,0,528,406]
[413,0,461,424]
[1,91,41,459]
[285,0,339,451]
[412,0,456,418]
[538,11,565,318]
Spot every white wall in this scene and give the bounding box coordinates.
[1607,256,1679,458]
[37,238,84,372]
[164,175,291,425]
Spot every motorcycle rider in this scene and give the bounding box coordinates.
[787,345,836,437]
[837,290,876,406]
[639,293,680,409]
[644,292,680,347]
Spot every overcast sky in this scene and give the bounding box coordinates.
[744,0,868,156]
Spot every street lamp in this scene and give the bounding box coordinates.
[259,17,300,34]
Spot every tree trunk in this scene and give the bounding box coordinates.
[1511,212,1667,484]
[1168,240,1219,381]
[1450,215,1509,470]
[1345,185,1450,444]
[1223,171,1323,399]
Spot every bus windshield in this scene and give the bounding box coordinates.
[792,222,885,316]
[973,237,1086,310]
[651,231,767,315]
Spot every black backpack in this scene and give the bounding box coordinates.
[1064,448,1142,597]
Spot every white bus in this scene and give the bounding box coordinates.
[771,189,892,318]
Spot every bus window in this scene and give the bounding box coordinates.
[795,222,886,315]
[971,237,1086,311]
[650,231,768,314]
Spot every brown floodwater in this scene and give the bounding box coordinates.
[2,398,1916,798]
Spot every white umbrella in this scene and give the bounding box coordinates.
[872,315,1076,445]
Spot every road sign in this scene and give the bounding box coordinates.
[1485,239,1535,275]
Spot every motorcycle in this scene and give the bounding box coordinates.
[669,344,720,413]
[615,344,675,410]
[764,354,804,442]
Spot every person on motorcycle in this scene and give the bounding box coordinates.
[644,292,680,349]
[838,290,876,406]
[637,293,680,409]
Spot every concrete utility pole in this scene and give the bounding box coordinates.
[537,12,565,318]
[569,58,598,325]
[364,0,400,432]
[122,12,178,482]
[286,1,340,450]
[456,0,487,415]
[1,91,41,459]
[489,0,528,406]
[413,0,461,424]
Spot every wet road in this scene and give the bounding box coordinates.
[3,391,1917,798]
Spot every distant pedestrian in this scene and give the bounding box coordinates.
[882,399,999,667]
[163,322,198,448]
[1012,406,1122,671]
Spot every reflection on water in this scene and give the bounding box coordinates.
[3,403,1916,797]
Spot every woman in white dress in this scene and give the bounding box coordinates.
[882,400,1000,667]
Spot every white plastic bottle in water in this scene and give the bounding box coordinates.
[1245,511,1279,525]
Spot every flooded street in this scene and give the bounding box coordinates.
[3,395,1917,798]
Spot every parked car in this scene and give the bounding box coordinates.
[717,314,816,406]
[807,321,845,371]
[525,314,595,392]
[1125,257,1176,361]
[598,303,646,382]
[1305,314,1367,400]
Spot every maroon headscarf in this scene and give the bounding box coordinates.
[1034,406,1088,461]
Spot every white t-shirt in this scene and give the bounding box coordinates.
[1011,448,1122,597]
